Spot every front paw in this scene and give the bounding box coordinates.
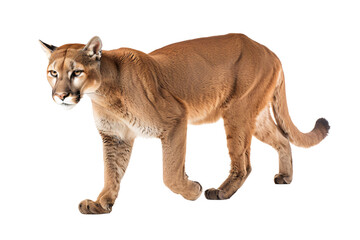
[78,199,112,214]
[182,181,202,201]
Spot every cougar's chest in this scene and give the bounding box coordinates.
[94,114,136,140]
[94,110,160,139]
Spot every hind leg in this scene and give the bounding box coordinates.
[205,101,254,200]
[254,107,293,184]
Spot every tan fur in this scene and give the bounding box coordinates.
[40,34,329,214]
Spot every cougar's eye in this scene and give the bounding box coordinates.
[73,70,83,77]
[49,70,58,77]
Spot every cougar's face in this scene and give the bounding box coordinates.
[40,37,102,109]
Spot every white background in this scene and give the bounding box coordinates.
[0,0,359,239]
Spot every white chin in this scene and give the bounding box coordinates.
[60,103,76,110]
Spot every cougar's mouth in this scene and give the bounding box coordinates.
[53,92,81,109]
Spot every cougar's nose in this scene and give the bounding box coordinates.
[54,92,70,101]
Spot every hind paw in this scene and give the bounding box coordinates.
[274,174,292,184]
[204,188,227,200]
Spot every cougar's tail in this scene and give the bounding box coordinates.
[271,70,330,148]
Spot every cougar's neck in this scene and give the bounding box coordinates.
[87,50,122,108]
[88,48,152,113]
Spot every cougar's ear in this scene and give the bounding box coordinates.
[83,36,102,61]
[39,40,57,59]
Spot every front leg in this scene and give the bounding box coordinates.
[161,119,202,200]
[79,132,134,214]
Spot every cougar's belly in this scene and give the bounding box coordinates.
[188,107,222,125]
[186,93,226,125]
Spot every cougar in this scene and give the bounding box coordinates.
[40,34,329,214]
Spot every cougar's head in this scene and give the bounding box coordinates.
[40,36,102,109]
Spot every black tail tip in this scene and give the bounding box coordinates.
[316,118,330,134]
